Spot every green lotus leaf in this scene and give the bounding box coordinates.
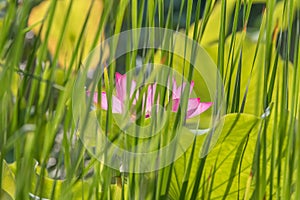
[169,113,260,199]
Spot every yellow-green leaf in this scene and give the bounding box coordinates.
[28,0,107,69]
[2,160,16,199]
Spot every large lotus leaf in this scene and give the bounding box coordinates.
[168,109,294,199]
[202,0,299,114]
[169,113,260,199]
[187,0,299,46]
[30,175,99,200]
[30,173,126,200]
[203,32,296,116]
[247,111,292,199]
[28,0,106,69]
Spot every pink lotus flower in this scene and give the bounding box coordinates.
[87,73,212,119]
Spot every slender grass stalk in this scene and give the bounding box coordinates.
[217,0,227,78]
[294,10,300,200]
